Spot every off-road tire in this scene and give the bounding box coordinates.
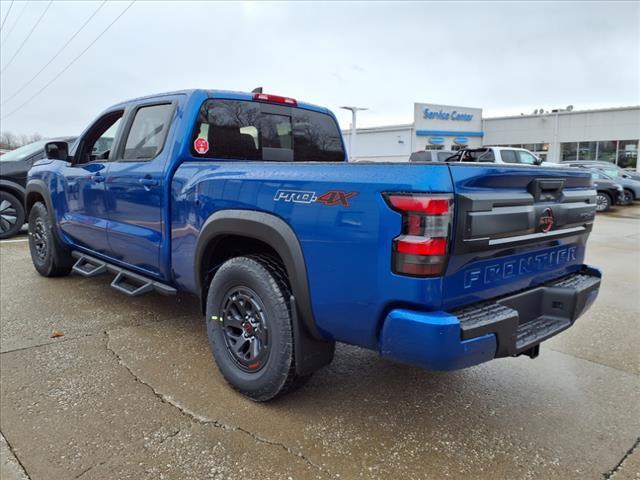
[205,255,311,401]
[28,202,73,277]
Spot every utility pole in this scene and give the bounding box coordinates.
[340,106,367,161]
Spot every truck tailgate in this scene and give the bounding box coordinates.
[443,163,597,310]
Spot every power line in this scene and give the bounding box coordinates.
[1,0,28,44]
[0,0,15,31]
[1,0,53,74]
[2,0,136,120]
[2,0,108,106]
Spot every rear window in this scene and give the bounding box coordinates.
[437,152,454,162]
[123,103,174,160]
[462,149,495,162]
[192,99,345,162]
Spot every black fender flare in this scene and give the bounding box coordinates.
[25,179,54,215]
[24,179,73,267]
[194,209,322,340]
[25,179,64,240]
[0,179,26,202]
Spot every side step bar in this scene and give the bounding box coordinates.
[71,252,176,297]
[72,255,107,277]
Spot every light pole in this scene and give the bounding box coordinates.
[340,106,368,161]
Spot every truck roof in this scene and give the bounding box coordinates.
[111,89,331,115]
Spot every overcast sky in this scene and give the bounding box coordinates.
[0,0,638,136]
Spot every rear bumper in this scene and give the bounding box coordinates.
[379,266,601,371]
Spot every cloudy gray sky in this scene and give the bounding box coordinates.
[0,0,638,136]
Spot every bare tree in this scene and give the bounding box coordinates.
[0,131,44,150]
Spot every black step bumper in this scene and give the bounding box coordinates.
[454,267,601,357]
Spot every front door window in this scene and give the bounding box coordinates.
[76,112,124,164]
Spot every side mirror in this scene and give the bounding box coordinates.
[534,156,543,165]
[45,141,69,161]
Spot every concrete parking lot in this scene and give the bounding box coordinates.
[1,206,639,480]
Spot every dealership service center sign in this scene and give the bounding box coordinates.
[413,102,483,148]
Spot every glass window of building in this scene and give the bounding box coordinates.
[617,140,638,169]
[578,142,597,161]
[561,142,578,160]
[597,141,617,164]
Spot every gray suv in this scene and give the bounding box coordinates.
[561,162,640,203]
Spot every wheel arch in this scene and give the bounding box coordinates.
[623,187,636,200]
[25,180,52,215]
[0,179,26,204]
[25,180,67,246]
[194,209,323,341]
[597,189,612,200]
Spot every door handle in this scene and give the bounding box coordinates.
[138,178,158,187]
[91,175,105,183]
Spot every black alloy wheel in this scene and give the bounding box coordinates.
[31,216,49,261]
[0,192,25,239]
[220,286,270,372]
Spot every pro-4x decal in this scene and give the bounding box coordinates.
[274,189,358,207]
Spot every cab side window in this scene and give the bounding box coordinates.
[122,103,174,160]
[516,151,538,165]
[75,111,124,164]
[501,150,518,163]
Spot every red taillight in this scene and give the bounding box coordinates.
[384,193,453,277]
[253,93,297,106]
[395,237,447,256]
[386,195,450,214]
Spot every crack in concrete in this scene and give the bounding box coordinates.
[103,331,333,478]
[74,460,106,479]
[0,333,96,355]
[1,431,31,480]
[604,436,639,479]
[157,428,182,444]
[0,314,194,355]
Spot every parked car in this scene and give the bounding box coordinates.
[449,146,543,165]
[26,89,601,401]
[563,163,640,203]
[0,137,76,238]
[589,171,624,211]
[409,150,455,162]
[559,160,640,181]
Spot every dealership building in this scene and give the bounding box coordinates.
[343,103,640,170]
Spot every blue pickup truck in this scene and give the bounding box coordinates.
[26,89,602,401]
